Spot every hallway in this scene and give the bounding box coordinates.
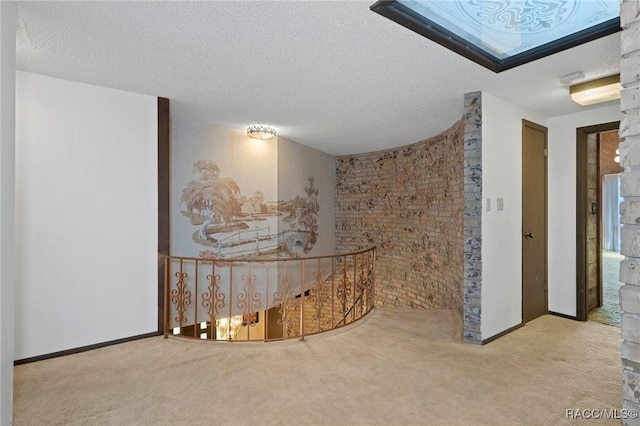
[588,250,623,327]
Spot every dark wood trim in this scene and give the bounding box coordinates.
[13,332,159,365]
[481,322,524,345]
[576,128,587,321]
[158,97,170,334]
[549,311,579,321]
[596,134,603,308]
[576,121,619,321]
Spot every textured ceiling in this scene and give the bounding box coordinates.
[15,1,621,156]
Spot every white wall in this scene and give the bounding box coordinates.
[481,92,546,340]
[481,95,621,332]
[0,3,16,425]
[547,103,621,316]
[15,71,158,359]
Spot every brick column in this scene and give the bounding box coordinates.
[619,1,640,422]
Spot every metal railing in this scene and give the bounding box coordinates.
[163,247,376,341]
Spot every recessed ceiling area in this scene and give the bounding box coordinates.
[371,0,620,72]
[15,1,621,156]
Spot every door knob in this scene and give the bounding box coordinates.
[524,232,534,239]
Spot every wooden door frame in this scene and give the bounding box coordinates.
[158,97,170,334]
[522,119,549,321]
[576,121,619,321]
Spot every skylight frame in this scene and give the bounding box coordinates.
[370,0,621,73]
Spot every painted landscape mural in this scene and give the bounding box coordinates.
[180,159,319,259]
[168,124,336,340]
[170,124,335,259]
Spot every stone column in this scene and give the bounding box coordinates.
[0,2,16,425]
[463,91,482,344]
[619,1,640,423]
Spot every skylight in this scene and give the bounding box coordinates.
[370,0,620,73]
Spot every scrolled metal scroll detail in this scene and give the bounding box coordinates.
[202,272,225,322]
[273,273,296,330]
[237,273,261,319]
[336,257,352,317]
[170,271,192,325]
[311,268,330,324]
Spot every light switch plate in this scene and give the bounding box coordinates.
[486,198,491,212]
[497,198,504,211]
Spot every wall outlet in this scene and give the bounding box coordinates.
[486,198,491,211]
[497,197,504,211]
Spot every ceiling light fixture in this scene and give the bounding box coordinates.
[570,74,621,106]
[247,124,277,140]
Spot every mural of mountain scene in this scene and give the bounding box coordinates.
[180,160,319,259]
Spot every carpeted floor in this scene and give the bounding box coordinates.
[589,250,624,327]
[13,307,621,426]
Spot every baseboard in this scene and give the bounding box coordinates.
[481,322,524,345]
[549,311,579,321]
[14,331,160,365]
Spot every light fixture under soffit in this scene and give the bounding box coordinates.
[570,74,621,106]
[247,124,277,140]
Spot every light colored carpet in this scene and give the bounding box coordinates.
[589,250,624,327]
[14,308,621,426]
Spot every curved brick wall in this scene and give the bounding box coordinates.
[335,121,464,312]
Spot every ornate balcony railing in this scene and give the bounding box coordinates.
[163,247,376,341]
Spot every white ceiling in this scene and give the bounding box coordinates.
[15,1,621,156]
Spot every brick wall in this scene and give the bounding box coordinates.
[335,122,464,312]
[619,0,640,422]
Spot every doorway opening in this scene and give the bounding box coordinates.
[576,121,621,325]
